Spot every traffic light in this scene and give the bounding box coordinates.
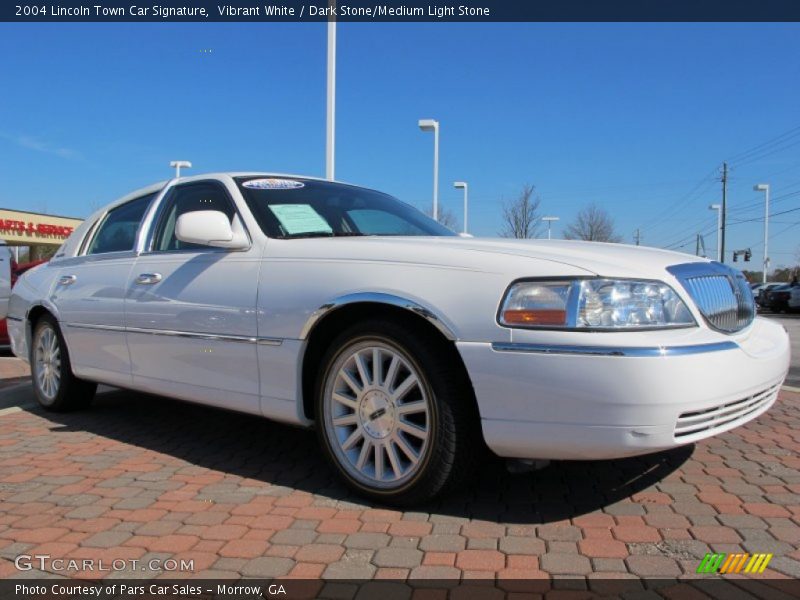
[744,249,751,262]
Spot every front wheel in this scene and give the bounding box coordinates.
[315,319,479,505]
[31,315,97,411]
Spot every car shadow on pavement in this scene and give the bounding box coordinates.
[41,387,692,524]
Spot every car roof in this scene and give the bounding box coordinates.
[102,172,377,213]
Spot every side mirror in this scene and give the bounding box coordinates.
[175,211,249,250]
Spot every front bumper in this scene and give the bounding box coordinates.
[457,317,790,460]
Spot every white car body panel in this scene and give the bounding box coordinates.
[124,251,263,415]
[7,172,791,462]
[54,253,138,387]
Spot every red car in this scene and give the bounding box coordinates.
[0,259,48,346]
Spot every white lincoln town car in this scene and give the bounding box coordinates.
[8,173,790,503]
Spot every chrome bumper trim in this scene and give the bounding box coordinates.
[64,322,282,346]
[491,340,739,357]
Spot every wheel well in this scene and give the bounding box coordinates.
[24,306,54,360]
[300,302,476,422]
[26,305,53,329]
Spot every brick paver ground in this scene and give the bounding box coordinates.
[0,363,798,585]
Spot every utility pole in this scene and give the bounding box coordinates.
[754,184,770,283]
[325,0,336,180]
[634,229,641,246]
[720,162,728,264]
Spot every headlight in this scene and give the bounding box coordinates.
[498,279,695,330]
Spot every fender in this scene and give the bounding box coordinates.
[299,292,458,342]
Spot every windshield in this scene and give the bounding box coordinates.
[235,176,456,239]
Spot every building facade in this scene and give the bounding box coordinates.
[0,208,83,261]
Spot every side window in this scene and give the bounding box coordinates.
[86,194,155,255]
[153,182,237,252]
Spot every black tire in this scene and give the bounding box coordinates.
[30,314,97,411]
[314,318,480,505]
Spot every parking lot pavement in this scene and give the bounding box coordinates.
[0,370,798,584]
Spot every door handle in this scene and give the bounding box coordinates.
[58,275,77,285]
[135,273,162,285]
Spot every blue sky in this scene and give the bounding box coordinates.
[1,23,799,266]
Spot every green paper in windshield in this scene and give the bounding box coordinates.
[268,204,332,236]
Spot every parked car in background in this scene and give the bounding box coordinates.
[767,282,800,313]
[757,283,784,309]
[791,286,800,311]
[0,242,10,321]
[0,258,48,346]
[7,173,791,503]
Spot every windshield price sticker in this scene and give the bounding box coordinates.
[267,204,332,235]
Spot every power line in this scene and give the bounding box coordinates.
[726,124,800,166]
[729,205,800,225]
[732,138,800,169]
[637,168,719,235]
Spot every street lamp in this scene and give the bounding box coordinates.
[325,7,336,180]
[542,216,559,240]
[708,204,722,262]
[453,181,468,234]
[754,184,770,283]
[170,161,192,178]
[418,119,440,221]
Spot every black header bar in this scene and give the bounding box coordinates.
[4,0,800,22]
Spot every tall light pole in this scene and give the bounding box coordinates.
[418,119,439,220]
[542,216,559,240]
[325,5,336,180]
[754,184,770,283]
[708,204,722,262]
[453,181,468,234]
[170,161,192,178]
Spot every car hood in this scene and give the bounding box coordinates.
[270,236,707,279]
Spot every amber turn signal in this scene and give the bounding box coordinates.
[502,309,567,326]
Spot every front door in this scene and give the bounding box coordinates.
[124,180,262,414]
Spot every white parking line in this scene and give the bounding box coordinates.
[0,406,22,417]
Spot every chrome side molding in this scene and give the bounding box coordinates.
[64,322,282,346]
[491,340,739,358]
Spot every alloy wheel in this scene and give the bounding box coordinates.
[34,325,61,402]
[323,340,432,489]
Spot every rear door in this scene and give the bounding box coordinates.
[54,193,156,386]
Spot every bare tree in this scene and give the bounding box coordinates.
[499,184,542,239]
[563,203,622,243]
[425,206,460,232]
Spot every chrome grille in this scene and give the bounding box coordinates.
[667,263,755,333]
[674,384,779,439]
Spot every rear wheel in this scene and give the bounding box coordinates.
[31,315,96,411]
[315,319,479,505]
